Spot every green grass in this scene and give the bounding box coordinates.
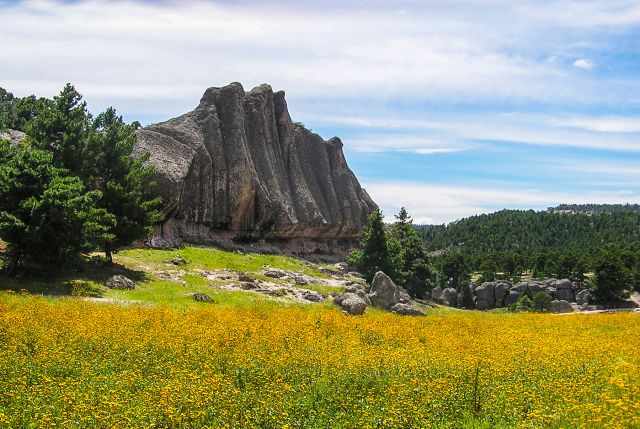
[103,274,278,309]
[119,246,329,278]
[0,246,340,308]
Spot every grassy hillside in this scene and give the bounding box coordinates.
[0,246,336,308]
[1,246,639,427]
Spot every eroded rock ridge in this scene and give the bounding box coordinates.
[135,83,377,256]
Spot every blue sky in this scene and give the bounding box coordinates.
[2,0,640,223]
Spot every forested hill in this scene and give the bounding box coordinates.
[419,209,640,258]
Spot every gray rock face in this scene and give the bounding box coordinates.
[441,288,458,307]
[0,129,26,145]
[527,281,545,295]
[105,275,135,290]
[475,282,496,310]
[549,299,574,313]
[335,292,368,315]
[494,282,510,307]
[551,279,575,302]
[134,83,377,256]
[505,290,522,306]
[368,271,402,309]
[431,286,443,302]
[512,282,530,293]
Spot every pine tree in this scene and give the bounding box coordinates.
[0,141,112,273]
[25,85,161,264]
[390,207,430,296]
[591,249,631,303]
[84,107,161,263]
[27,84,88,174]
[357,209,394,283]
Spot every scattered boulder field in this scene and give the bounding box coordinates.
[102,250,634,315]
[102,255,428,316]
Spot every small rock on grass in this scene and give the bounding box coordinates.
[169,256,188,266]
[302,291,324,302]
[193,293,213,303]
[335,292,368,315]
[390,303,425,316]
[105,275,135,290]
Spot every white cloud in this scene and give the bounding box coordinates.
[346,134,470,154]
[573,59,595,70]
[0,0,637,116]
[366,181,640,224]
[550,116,640,133]
[309,112,640,153]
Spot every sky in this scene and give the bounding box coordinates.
[2,0,640,224]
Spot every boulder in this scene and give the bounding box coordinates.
[390,303,425,316]
[512,282,529,293]
[552,279,575,302]
[527,281,545,295]
[0,129,26,145]
[368,271,402,309]
[441,288,458,307]
[398,287,412,304]
[458,284,475,309]
[494,282,510,307]
[345,283,364,293]
[431,286,443,302]
[474,282,496,310]
[169,256,188,266]
[301,291,324,302]
[549,300,574,313]
[293,275,310,285]
[335,262,349,273]
[240,281,258,290]
[575,289,592,306]
[105,275,135,290]
[335,292,367,315]
[238,272,254,282]
[193,293,213,302]
[134,83,377,256]
[505,290,522,306]
[263,269,288,279]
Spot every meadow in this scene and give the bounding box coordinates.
[0,247,639,428]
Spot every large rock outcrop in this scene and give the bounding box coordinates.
[134,83,377,256]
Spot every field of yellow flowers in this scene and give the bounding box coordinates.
[0,293,639,428]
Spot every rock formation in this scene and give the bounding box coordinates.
[0,129,26,145]
[134,83,377,257]
[432,278,599,313]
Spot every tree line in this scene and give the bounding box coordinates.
[0,85,160,274]
[350,208,640,304]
